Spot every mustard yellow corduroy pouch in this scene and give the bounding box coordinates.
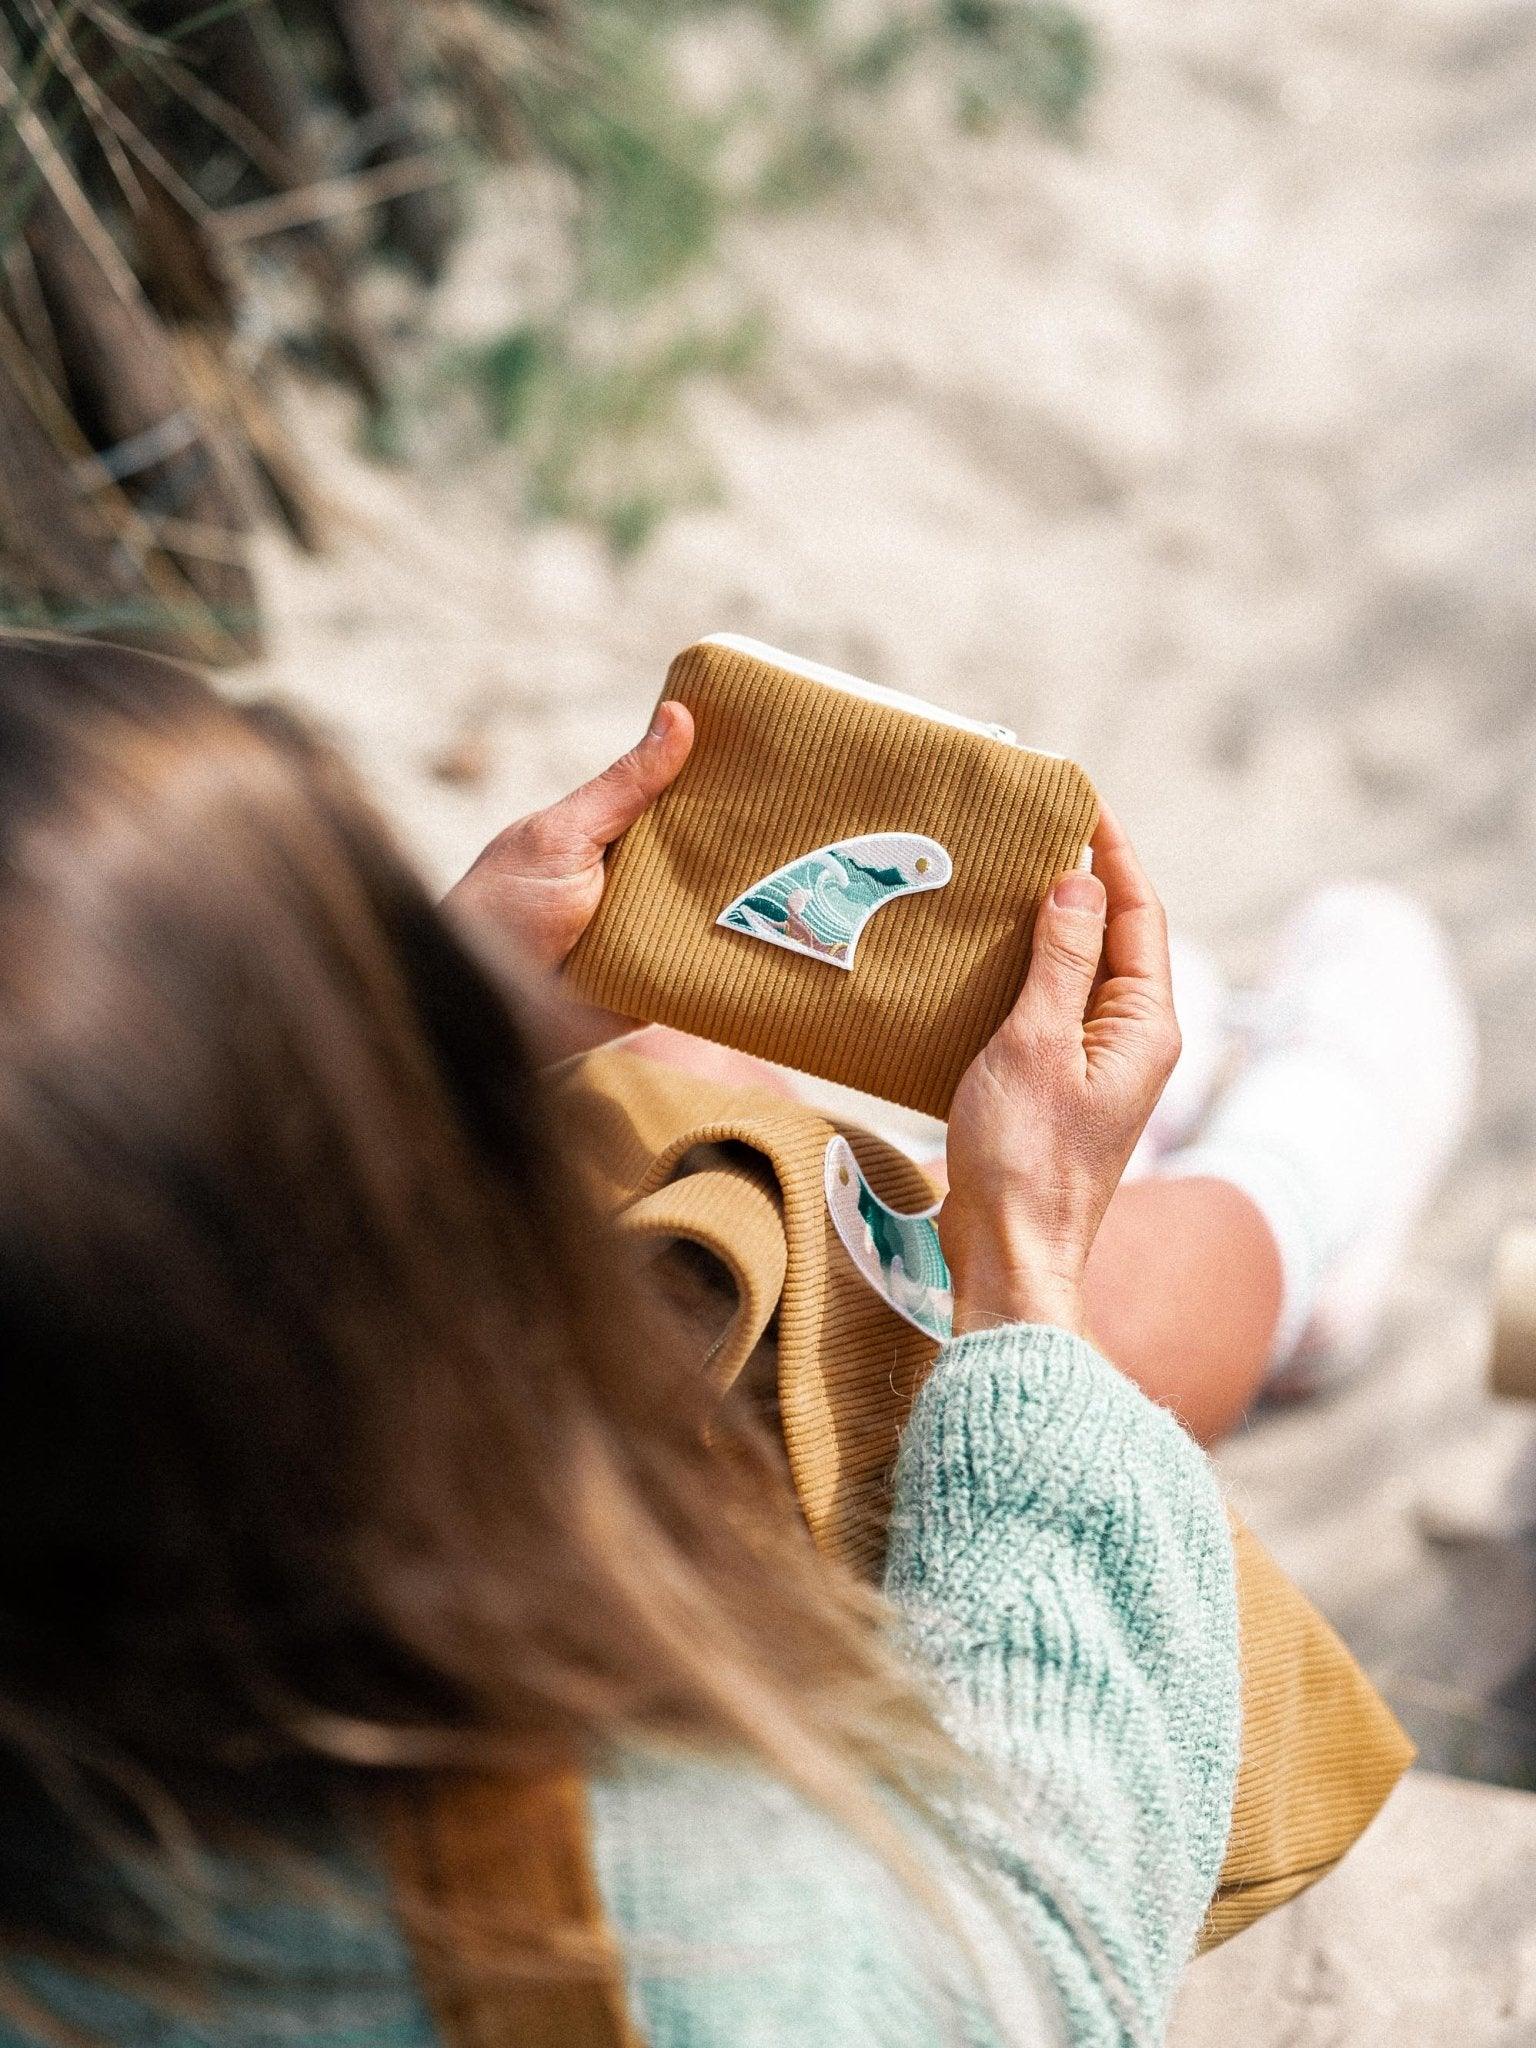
[565,637,1100,1119]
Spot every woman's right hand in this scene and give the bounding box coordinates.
[940,806,1181,1337]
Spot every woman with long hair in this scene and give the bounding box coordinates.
[0,631,1258,2045]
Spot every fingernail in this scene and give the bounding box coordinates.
[1051,871,1106,915]
[645,705,670,743]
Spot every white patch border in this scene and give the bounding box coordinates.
[823,1135,953,1340]
[716,832,952,972]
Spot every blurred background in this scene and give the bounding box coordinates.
[4,1,1536,2028]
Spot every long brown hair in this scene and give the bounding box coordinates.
[0,635,966,2020]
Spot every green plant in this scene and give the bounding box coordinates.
[0,0,1100,642]
[455,0,1097,552]
[943,0,1095,134]
[460,307,767,554]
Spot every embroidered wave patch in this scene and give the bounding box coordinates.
[824,1136,952,1340]
[717,833,950,971]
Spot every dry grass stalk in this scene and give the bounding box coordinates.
[0,0,499,657]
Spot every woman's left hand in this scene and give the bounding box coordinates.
[446,702,693,971]
[940,805,1180,1337]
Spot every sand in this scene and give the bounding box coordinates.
[247,0,1536,2024]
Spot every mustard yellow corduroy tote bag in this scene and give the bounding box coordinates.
[556,1045,1415,1950]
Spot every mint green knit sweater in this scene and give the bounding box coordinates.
[1,1325,1240,2048]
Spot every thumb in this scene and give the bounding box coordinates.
[549,700,694,855]
[1017,868,1107,1035]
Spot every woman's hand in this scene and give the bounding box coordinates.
[940,806,1180,1337]
[445,702,693,972]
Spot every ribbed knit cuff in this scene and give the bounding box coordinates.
[889,1321,1218,1563]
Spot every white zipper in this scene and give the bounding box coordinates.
[702,633,1033,748]
[700,634,1091,871]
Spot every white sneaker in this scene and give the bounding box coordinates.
[1243,883,1477,1391]
[1124,934,1232,1179]
[819,931,1232,1184]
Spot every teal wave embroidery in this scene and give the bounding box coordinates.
[717,832,951,970]
[823,1136,952,1340]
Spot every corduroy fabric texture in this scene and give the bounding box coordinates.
[1208,1520,1416,1943]
[616,1154,786,1389]
[560,1045,1414,1951]
[558,1046,940,1573]
[386,1772,640,2048]
[564,641,1100,1119]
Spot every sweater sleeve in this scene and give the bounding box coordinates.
[882,1324,1240,2048]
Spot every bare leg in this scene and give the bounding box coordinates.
[1083,1176,1282,1445]
[624,1025,798,1097]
